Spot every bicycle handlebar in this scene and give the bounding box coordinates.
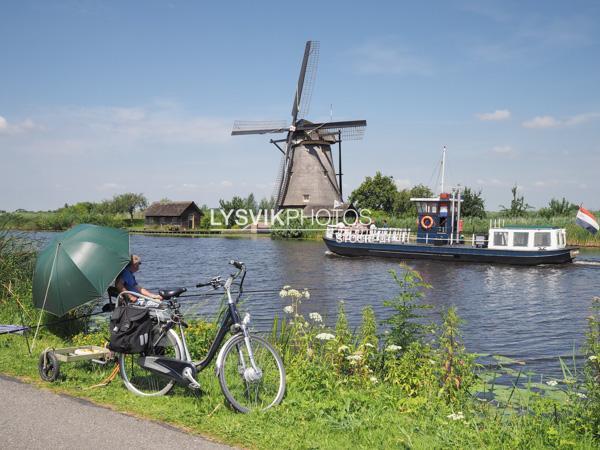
[195,261,246,289]
[230,260,244,270]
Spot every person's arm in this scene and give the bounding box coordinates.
[138,286,163,301]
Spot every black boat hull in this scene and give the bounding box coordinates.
[323,237,578,265]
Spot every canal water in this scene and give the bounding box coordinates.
[26,232,600,378]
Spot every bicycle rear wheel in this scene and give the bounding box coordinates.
[119,328,182,396]
[218,334,285,413]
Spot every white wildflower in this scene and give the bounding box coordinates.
[338,345,350,353]
[283,285,291,290]
[309,312,322,323]
[283,305,294,314]
[364,343,375,349]
[546,380,558,387]
[370,376,378,384]
[288,289,301,298]
[576,392,587,399]
[279,290,288,298]
[315,333,335,341]
[346,354,362,361]
[447,412,465,421]
[385,345,402,352]
[589,355,598,361]
[303,290,310,299]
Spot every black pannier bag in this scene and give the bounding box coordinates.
[108,305,153,354]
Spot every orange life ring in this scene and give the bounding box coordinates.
[421,215,434,229]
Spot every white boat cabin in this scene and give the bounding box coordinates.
[487,227,567,251]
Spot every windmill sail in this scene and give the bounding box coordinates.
[231,41,366,215]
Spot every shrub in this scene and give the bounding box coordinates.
[382,264,433,349]
[436,307,476,403]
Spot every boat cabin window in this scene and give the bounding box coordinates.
[493,232,508,246]
[534,232,551,247]
[415,202,437,214]
[513,232,529,247]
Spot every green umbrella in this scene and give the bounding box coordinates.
[33,224,130,317]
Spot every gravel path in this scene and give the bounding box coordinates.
[0,375,236,450]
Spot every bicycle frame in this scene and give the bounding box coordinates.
[150,265,254,374]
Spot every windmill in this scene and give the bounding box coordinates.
[231,41,367,216]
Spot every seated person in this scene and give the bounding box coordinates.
[116,255,163,303]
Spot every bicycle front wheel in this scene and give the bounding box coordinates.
[119,328,182,397]
[218,334,286,413]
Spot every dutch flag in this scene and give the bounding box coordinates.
[576,207,599,235]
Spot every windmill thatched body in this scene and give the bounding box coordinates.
[232,41,366,216]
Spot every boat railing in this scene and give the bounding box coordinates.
[326,225,411,244]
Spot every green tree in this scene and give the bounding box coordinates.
[258,196,276,211]
[538,197,578,219]
[349,172,398,213]
[394,184,435,216]
[218,193,259,228]
[460,187,486,218]
[111,193,148,221]
[499,185,532,217]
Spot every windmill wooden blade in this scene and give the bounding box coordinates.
[296,119,367,140]
[231,120,289,136]
[291,41,319,124]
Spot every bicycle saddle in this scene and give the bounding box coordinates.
[159,287,187,300]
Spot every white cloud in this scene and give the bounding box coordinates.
[2,103,234,157]
[350,41,432,76]
[469,15,593,63]
[477,110,511,121]
[220,180,233,187]
[522,116,560,129]
[0,115,38,134]
[522,112,600,129]
[564,112,600,126]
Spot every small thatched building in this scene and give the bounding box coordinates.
[144,201,203,229]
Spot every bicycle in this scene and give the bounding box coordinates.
[117,260,286,413]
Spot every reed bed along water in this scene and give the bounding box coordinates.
[3,210,599,246]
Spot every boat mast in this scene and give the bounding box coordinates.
[440,145,447,194]
[456,185,462,243]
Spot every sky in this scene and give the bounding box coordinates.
[1,0,599,212]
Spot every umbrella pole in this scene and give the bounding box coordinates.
[31,242,61,352]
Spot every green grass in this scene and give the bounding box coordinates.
[0,332,596,449]
[0,310,597,449]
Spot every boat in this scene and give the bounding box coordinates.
[323,222,579,265]
[323,149,579,265]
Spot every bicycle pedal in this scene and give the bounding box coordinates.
[188,381,201,390]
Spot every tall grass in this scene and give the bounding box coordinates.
[0,211,136,231]
[0,223,37,325]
